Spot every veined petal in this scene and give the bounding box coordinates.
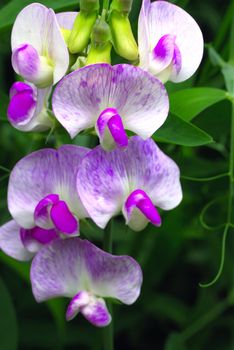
[123,189,162,231]
[11,3,69,85]
[66,291,111,327]
[138,0,204,82]
[77,136,182,229]
[0,220,33,261]
[8,145,89,229]
[20,226,59,253]
[31,238,142,306]
[52,64,169,140]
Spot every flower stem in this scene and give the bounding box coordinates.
[180,300,228,342]
[102,222,114,350]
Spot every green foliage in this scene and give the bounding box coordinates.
[0,277,18,350]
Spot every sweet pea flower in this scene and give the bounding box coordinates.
[77,136,182,231]
[7,81,52,132]
[53,64,169,150]
[0,145,89,261]
[11,3,69,88]
[31,237,143,327]
[138,0,204,83]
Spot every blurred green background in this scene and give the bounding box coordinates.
[1,0,234,349]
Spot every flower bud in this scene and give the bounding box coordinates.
[109,10,138,61]
[86,42,112,65]
[68,11,98,54]
[110,0,133,13]
[86,19,112,65]
[80,0,100,12]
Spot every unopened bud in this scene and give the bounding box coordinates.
[68,11,97,54]
[80,0,100,12]
[86,19,112,65]
[86,42,112,65]
[110,0,133,13]
[109,10,138,61]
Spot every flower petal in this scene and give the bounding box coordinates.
[52,63,169,139]
[31,238,142,305]
[8,145,89,228]
[138,0,204,82]
[7,82,52,132]
[77,136,182,228]
[0,220,33,261]
[66,291,111,327]
[56,12,78,30]
[11,3,69,85]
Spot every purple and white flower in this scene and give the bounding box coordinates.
[11,3,70,88]
[77,136,182,231]
[52,64,169,150]
[138,0,204,83]
[7,81,52,131]
[31,237,143,327]
[0,145,89,260]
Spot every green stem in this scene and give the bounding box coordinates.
[102,222,114,350]
[102,0,110,11]
[180,300,228,342]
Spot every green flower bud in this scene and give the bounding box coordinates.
[86,19,112,65]
[68,11,97,54]
[110,0,133,13]
[86,42,112,65]
[109,10,138,61]
[80,0,100,12]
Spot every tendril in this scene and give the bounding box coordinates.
[181,173,229,182]
[199,224,229,288]
[199,196,227,231]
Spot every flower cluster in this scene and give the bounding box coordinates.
[1,0,203,328]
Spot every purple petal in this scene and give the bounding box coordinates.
[152,34,176,73]
[66,291,111,327]
[31,238,142,305]
[34,194,59,229]
[50,200,78,234]
[20,226,59,253]
[96,108,128,150]
[138,0,204,82]
[124,189,161,231]
[52,64,169,139]
[12,44,40,82]
[7,87,36,124]
[9,81,33,98]
[77,136,182,229]
[80,296,111,327]
[8,81,52,132]
[8,145,89,229]
[0,220,33,261]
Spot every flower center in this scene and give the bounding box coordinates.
[34,194,78,234]
[96,108,128,150]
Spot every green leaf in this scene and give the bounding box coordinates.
[170,88,228,121]
[165,333,186,350]
[154,114,213,146]
[0,0,78,33]
[0,277,18,350]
